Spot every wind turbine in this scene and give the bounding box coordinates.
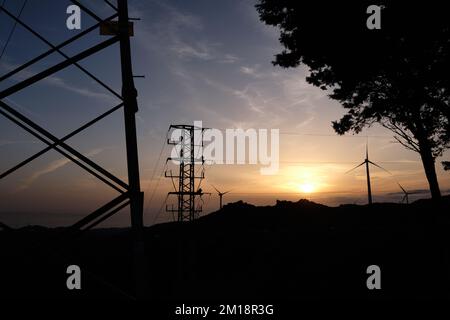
[397,183,410,204]
[346,143,391,205]
[211,185,231,209]
[395,183,427,204]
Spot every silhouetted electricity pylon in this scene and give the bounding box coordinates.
[0,0,145,297]
[165,124,208,221]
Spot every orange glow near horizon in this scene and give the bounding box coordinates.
[297,182,316,193]
[281,166,327,194]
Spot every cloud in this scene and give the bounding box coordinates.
[171,40,214,60]
[43,76,114,102]
[232,85,266,113]
[0,62,115,102]
[238,0,280,42]
[135,1,239,64]
[0,140,15,147]
[132,1,327,132]
[153,0,204,30]
[203,66,326,130]
[16,148,106,192]
[240,66,262,78]
[0,139,36,147]
[2,96,45,121]
[220,54,240,64]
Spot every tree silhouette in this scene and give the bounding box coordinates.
[256,1,450,200]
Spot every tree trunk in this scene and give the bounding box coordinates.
[412,116,442,201]
[418,142,442,201]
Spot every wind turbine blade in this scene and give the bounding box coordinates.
[345,161,365,174]
[396,182,407,195]
[366,141,369,160]
[368,160,392,175]
[210,184,220,194]
[223,190,232,195]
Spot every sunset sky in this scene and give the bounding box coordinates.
[1,0,449,227]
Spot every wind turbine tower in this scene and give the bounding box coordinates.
[212,185,231,209]
[365,144,373,205]
[398,183,410,204]
[347,143,391,205]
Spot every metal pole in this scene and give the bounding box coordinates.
[190,127,195,220]
[366,160,373,205]
[117,0,145,298]
[179,136,185,222]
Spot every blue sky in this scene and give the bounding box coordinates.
[1,0,449,227]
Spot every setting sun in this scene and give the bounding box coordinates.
[298,183,315,193]
[280,167,325,194]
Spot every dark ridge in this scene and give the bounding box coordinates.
[1,196,449,300]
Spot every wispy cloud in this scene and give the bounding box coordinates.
[43,75,115,102]
[240,65,263,78]
[171,40,214,61]
[0,62,115,102]
[2,96,45,121]
[220,54,240,64]
[0,139,37,147]
[203,66,326,130]
[134,0,239,64]
[16,148,106,192]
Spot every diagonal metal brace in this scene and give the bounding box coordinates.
[0,107,125,193]
[0,103,124,182]
[0,36,119,99]
[69,0,103,22]
[0,13,117,83]
[70,192,130,231]
[0,99,129,191]
[0,7,122,100]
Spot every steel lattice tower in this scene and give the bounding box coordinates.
[0,0,145,297]
[166,124,207,222]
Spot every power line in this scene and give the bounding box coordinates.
[219,190,401,195]
[211,127,393,139]
[278,160,420,164]
[142,130,169,216]
[151,194,169,225]
[279,132,392,138]
[0,0,28,61]
[204,160,420,166]
[145,162,168,216]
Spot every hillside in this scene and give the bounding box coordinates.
[1,197,450,300]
